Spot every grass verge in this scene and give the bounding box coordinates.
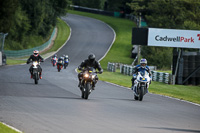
[69,10,200,104]
[6,18,70,65]
[0,122,20,133]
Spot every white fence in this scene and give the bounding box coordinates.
[107,62,172,84]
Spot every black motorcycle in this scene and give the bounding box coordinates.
[57,59,64,72]
[79,67,99,99]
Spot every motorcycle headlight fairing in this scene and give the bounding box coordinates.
[92,75,95,79]
[84,74,89,78]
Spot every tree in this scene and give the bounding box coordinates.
[0,0,19,33]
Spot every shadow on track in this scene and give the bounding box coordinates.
[143,127,200,133]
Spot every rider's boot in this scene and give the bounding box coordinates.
[39,72,42,79]
[30,72,33,79]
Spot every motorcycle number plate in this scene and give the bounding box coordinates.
[142,78,145,80]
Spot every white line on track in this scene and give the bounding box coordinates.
[2,122,22,133]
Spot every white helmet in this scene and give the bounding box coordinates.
[140,58,147,68]
[140,58,147,64]
[65,55,68,58]
[33,50,39,57]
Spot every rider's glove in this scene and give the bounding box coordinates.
[78,66,82,71]
[41,59,44,62]
[99,69,103,74]
[26,61,30,64]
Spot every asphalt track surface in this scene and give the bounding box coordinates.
[0,14,200,133]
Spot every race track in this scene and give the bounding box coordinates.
[0,14,200,133]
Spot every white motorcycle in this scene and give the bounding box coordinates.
[32,61,40,84]
[133,71,151,101]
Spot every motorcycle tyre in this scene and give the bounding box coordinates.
[138,86,144,101]
[34,73,38,84]
[58,65,61,72]
[84,82,90,99]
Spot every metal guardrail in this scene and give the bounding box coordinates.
[107,62,171,84]
[4,28,56,57]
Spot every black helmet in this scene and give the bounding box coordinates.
[88,53,95,62]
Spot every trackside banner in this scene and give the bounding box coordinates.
[148,28,200,48]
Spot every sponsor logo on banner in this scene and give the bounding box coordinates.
[148,28,200,48]
[155,36,195,43]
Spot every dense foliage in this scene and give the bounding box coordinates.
[0,0,69,50]
[71,0,131,13]
[128,0,200,69]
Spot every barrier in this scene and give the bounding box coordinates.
[107,62,171,84]
[4,28,56,58]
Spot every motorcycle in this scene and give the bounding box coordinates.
[79,67,99,99]
[32,61,41,84]
[133,70,151,101]
[57,59,63,72]
[51,57,57,67]
[64,58,69,69]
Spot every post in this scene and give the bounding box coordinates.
[173,48,182,85]
[137,12,142,64]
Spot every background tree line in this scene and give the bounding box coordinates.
[0,0,69,50]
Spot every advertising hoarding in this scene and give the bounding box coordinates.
[148,28,200,48]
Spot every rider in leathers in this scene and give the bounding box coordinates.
[27,50,44,79]
[131,58,151,91]
[78,54,103,89]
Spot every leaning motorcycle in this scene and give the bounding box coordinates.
[133,70,151,101]
[51,57,57,67]
[80,67,99,99]
[32,61,41,84]
[64,59,69,69]
[57,60,63,72]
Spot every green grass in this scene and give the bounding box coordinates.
[0,122,20,133]
[69,10,200,104]
[6,18,70,65]
[156,70,172,74]
[6,59,26,65]
[48,18,70,52]
[68,10,135,69]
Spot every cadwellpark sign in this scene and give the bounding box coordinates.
[148,28,200,48]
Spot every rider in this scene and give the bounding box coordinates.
[78,53,103,89]
[131,58,151,90]
[51,54,57,61]
[64,55,69,61]
[57,55,65,66]
[27,50,44,79]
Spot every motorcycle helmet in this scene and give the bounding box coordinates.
[33,50,39,57]
[140,58,147,68]
[65,55,68,58]
[88,53,95,63]
[54,54,57,57]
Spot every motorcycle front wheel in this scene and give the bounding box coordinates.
[58,65,61,72]
[138,86,144,101]
[83,82,91,99]
[34,73,38,84]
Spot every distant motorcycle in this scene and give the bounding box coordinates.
[80,67,99,99]
[32,61,41,84]
[64,58,69,69]
[51,57,57,67]
[133,70,151,101]
[57,59,63,72]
